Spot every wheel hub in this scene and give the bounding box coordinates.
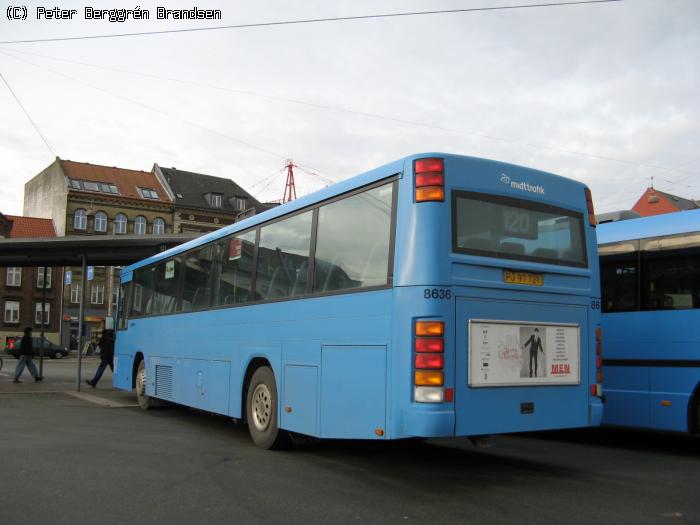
[252,384,272,432]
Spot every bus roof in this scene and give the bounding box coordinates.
[598,208,700,245]
[122,152,583,275]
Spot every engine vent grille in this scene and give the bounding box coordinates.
[155,364,173,399]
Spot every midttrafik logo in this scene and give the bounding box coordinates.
[500,173,545,195]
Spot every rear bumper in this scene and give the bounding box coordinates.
[589,401,603,426]
[402,408,455,437]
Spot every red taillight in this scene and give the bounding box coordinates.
[414,158,444,174]
[415,354,444,369]
[585,188,596,227]
[415,338,444,353]
[414,157,444,202]
[9,339,15,349]
[415,172,444,187]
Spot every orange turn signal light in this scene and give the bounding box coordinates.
[416,186,445,202]
[415,370,444,386]
[416,321,444,337]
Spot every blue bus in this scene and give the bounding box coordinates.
[599,209,700,434]
[113,153,603,448]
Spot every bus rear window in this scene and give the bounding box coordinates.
[452,190,588,268]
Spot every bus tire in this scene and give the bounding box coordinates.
[135,359,155,410]
[246,366,288,449]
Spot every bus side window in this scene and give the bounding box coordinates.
[181,246,214,312]
[314,182,393,293]
[600,254,639,312]
[117,281,131,330]
[256,211,313,300]
[131,266,154,317]
[217,229,257,306]
[152,259,180,314]
[642,248,699,311]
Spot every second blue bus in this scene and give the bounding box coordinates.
[599,209,700,434]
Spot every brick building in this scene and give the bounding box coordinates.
[23,157,174,348]
[0,215,61,346]
[632,187,699,217]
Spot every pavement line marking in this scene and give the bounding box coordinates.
[64,391,139,408]
[0,389,71,394]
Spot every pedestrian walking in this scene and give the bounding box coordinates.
[86,329,114,388]
[13,327,42,383]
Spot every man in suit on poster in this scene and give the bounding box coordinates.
[523,328,544,377]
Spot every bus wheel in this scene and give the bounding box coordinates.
[135,360,154,410]
[246,366,288,449]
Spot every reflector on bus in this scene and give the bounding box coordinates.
[585,188,596,227]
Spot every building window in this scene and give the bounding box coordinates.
[134,216,147,235]
[153,217,165,235]
[6,267,21,287]
[211,193,223,208]
[37,267,52,289]
[70,283,81,304]
[83,181,100,192]
[139,188,159,199]
[94,211,108,232]
[74,209,87,230]
[114,214,127,234]
[35,303,50,325]
[91,282,105,304]
[4,301,19,323]
[234,197,247,210]
[100,183,119,194]
[70,179,81,190]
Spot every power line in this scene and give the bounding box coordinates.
[0,49,286,164]
[0,69,55,155]
[0,1,623,45]
[2,46,691,181]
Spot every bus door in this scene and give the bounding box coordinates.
[454,296,589,435]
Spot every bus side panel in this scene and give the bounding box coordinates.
[601,366,650,428]
[650,368,698,432]
[602,310,700,431]
[116,290,394,435]
[320,345,387,439]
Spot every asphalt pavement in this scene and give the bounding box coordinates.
[0,357,699,524]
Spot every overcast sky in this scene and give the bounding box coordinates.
[0,0,698,215]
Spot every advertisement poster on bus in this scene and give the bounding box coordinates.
[468,320,580,387]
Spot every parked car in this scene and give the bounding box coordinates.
[3,336,69,359]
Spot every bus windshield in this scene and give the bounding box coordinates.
[452,190,587,267]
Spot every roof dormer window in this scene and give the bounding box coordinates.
[67,179,119,195]
[211,193,222,208]
[139,188,159,199]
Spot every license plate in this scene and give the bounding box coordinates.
[503,270,543,286]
